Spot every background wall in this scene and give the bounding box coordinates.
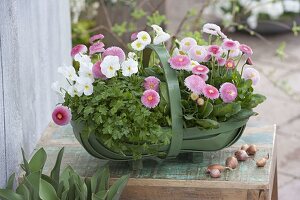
[0,0,71,186]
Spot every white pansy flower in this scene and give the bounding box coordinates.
[137,31,151,45]
[74,54,91,65]
[51,81,66,98]
[128,52,137,60]
[131,40,146,51]
[151,24,164,34]
[121,58,138,77]
[76,77,93,96]
[153,32,171,45]
[67,84,83,97]
[78,63,94,81]
[100,55,120,78]
[58,65,78,81]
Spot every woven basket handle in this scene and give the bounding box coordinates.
[142,44,183,158]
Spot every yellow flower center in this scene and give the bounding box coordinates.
[85,85,89,90]
[185,41,190,46]
[136,42,142,48]
[196,50,202,55]
[147,95,153,101]
[149,83,154,89]
[227,63,233,68]
[142,35,148,41]
[57,113,63,119]
[250,73,255,78]
[109,66,114,71]
[127,66,131,71]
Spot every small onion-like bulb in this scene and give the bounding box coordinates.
[234,150,249,161]
[225,156,238,169]
[240,144,249,151]
[256,154,269,167]
[210,169,221,178]
[246,144,257,155]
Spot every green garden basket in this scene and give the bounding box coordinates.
[71,44,248,167]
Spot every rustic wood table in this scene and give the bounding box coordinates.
[37,122,277,200]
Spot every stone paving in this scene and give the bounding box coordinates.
[166,2,300,197]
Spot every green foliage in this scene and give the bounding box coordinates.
[0,148,129,200]
[112,22,128,37]
[131,9,146,20]
[276,42,286,60]
[147,11,167,27]
[64,76,171,160]
[72,20,96,46]
[292,21,300,36]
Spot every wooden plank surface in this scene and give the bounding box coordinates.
[37,122,276,193]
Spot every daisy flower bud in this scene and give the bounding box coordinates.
[89,42,105,55]
[246,57,254,65]
[131,32,138,41]
[239,44,253,57]
[197,98,205,106]
[71,44,87,57]
[190,93,199,101]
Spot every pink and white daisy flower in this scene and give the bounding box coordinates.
[180,37,197,52]
[192,65,209,75]
[89,34,104,44]
[71,44,88,57]
[144,76,160,91]
[184,75,206,94]
[92,61,107,79]
[168,55,191,70]
[225,59,235,69]
[239,44,253,56]
[242,68,260,85]
[207,45,222,57]
[203,84,219,100]
[89,42,105,55]
[219,82,238,103]
[202,23,221,36]
[199,73,209,82]
[102,46,126,63]
[52,105,72,126]
[217,57,226,66]
[222,39,240,51]
[188,45,208,62]
[141,89,160,108]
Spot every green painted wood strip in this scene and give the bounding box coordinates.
[35,123,276,189]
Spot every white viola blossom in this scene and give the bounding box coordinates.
[76,77,93,96]
[74,54,91,65]
[67,84,83,97]
[51,81,66,97]
[100,55,121,78]
[78,63,94,81]
[128,52,137,60]
[131,40,146,51]
[137,31,151,45]
[121,58,139,77]
[151,24,171,45]
[58,65,78,81]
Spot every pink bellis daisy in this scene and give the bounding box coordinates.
[89,34,104,44]
[180,37,197,52]
[188,45,208,62]
[239,44,253,57]
[103,46,126,63]
[92,61,107,79]
[71,44,87,57]
[168,55,191,70]
[217,57,226,66]
[184,75,206,94]
[52,105,72,126]
[202,23,221,36]
[141,89,160,108]
[203,54,211,62]
[203,84,219,100]
[199,73,209,82]
[207,45,222,57]
[222,39,240,51]
[144,76,160,91]
[89,42,105,55]
[219,82,238,103]
[192,65,209,75]
[242,68,260,85]
[225,59,235,69]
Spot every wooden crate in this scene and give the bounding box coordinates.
[35,122,277,200]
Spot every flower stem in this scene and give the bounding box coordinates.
[236,53,243,68]
[201,98,209,115]
[210,57,215,84]
[241,63,246,75]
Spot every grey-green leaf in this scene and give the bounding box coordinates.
[106,175,129,200]
[28,148,47,173]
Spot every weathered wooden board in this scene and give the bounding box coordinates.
[36,122,277,199]
[0,0,71,186]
